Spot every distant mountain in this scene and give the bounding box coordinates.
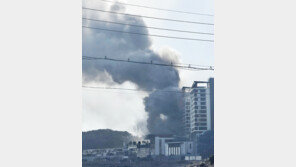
[82,129,134,150]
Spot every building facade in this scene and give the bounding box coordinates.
[183,78,214,139]
[154,136,194,156]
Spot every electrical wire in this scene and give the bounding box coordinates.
[82,7,214,25]
[94,0,214,16]
[82,26,214,42]
[82,18,214,35]
[82,56,214,71]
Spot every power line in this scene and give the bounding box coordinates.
[82,18,214,35]
[82,26,214,42]
[95,0,214,16]
[82,7,214,26]
[82,56,214,71]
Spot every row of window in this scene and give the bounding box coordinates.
[194,114,207,118]
[194,110,207,114]
[192,127,208,131]
[193,97,206,101]
[194,118,207,122]
[195,122,207,126]
[191,106,207,109]
[190,89,206,93]
[193,102,207,105]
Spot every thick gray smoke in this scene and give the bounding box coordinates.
[83,2,183,136]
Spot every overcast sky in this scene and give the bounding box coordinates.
[82,0,214,136]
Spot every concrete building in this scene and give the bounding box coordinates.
[185,155,202,161]
[154,136,194,156]
[209,78,214,131]
[182,78,214,139]
[182,87,192,138]
[154,136,174,155]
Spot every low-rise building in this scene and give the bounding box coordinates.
[154,136,194,156]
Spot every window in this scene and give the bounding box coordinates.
[201,102,206,105]
[199,119,207,122]
[200,123,207,126]
[199,127,207,130]
[200,110,207,113]
[200,89,206,93]
[201,106,206,109]
[201,98,206,101]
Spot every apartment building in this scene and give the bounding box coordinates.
[182,78,214,138]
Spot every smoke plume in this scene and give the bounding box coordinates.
[83,2,184,136]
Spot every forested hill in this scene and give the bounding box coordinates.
[82,129,133,150]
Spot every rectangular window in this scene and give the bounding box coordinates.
[199,127,207,130]
[201,102,206,105]
[200,110,207,113]
[201,106,206,109]
[199,119,207,122]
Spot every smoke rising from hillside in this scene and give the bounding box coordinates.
[83,2,184,136]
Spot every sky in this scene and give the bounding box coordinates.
[82,0,214,136]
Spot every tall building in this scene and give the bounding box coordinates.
[209,78,214,131]
[182,78,214,139]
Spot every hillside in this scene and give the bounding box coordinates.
[82,129,133,150]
